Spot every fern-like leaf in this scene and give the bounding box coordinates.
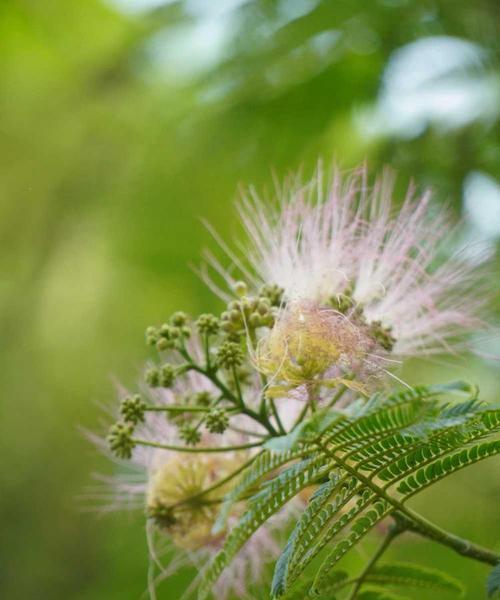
[366,562,464,595]
[199,455,330,599]
[487,563,500,597]
[311,500,391,594]
[397,439,500,497]
[213,448,303,532]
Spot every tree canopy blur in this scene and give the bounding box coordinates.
[0,1,498,598]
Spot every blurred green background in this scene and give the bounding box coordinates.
[1,1,499,598]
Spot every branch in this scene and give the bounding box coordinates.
[394,510,500,566]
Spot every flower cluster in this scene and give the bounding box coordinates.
[93,165,493,599]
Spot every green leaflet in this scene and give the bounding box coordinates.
[487,563,500,597]
[366,562,464,595]
[354,381,476,417]
[375,408,500,484]
[285,482,373,587]
[213,448,303,533]
[277,570,348,600]
[311,500,391,595]
[272,474,359,595]
[199,455,329,599]
[397,438,500,496]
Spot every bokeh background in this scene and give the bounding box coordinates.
[1,1,499,598]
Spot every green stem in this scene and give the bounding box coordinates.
[203,332,212,371]
[232,365,244,407]
[270,398,286,434]
[347,523,402,600]
[229,425,268,439]
[132,438,264,453]
[186,363,277,435]
[307,382,317,413]
[394,509,500,566]
[168,451,262,510]
[326,384,348,409]
[145,405,227,413]
[292,401,311,430]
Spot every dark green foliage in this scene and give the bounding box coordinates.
[199,381,500,600]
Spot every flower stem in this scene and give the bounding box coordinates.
[168,451,263,510]
[185,363,278,435]
[326,384,348,409]
[132,438,264,453]
[269,398,286,434]
[145,405,223,413]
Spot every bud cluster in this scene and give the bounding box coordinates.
[107,421,135,459]
[179,423,202,446]
[120,394,146,424]
[146,364,178,388]
[219,282,283,337]
[196,313,220,336]
[205,408,229,434]
[108,282,287,460]
[146,312,191,352]
[216,341,244,369]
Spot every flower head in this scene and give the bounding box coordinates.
[204,165,490,391]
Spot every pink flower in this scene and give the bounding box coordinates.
[204,165,491,378]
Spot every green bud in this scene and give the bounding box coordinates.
[249,312,261,328]
[196,313,220,336]
[257,299,271,315]
[159,364,176,387]
[107,421,135,460]
[259,283,284,307]
[159,324,171,337]
[145,326,158,346]
[205,408,229,434]
[220,320,233,332]
[156,337,170,351]
[145,368,160,387]
[171,311,188,327]
[120,394,147,425]
[216,341,244,369]
[229,309,241,323]
[179,423,201,446]
[233,281,248,297]
[181,326,192,338]
[193,391,212,406]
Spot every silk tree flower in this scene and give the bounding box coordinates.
[202,165,491,394]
